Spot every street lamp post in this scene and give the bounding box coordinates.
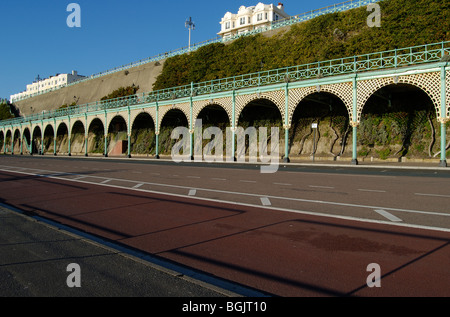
[185,17,195,51]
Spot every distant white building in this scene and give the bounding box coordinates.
[10,71,85,102]
[218,2,290,39]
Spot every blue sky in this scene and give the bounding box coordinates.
[0,0,343,100]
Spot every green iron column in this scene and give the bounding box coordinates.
[155,101,160,159]
[231,90,236,162]
[20,126,24,155]
[54,129,57,156]
[85,115,88,157]
[68,117,72,156]
[41,121,44,155]
[53,119,57,156]
[104,111,108,157]
[127,107,132,158]
[284,82,290,163]
[10,125,14,155]
[190,82,194,161]
[352,76,359,165]
[155,132,160,159]
[29,124,32,155]
[440,65,448,167]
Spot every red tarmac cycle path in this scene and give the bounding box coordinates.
[0,170,449,297]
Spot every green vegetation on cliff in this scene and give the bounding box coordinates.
[153,0,450,90]
[0,100,14,121]
[101,85,140,101]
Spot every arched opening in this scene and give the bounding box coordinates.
[291,92,350,160]
[32,126,42,155]
[196,104,230,158]
[107,116,128,156]
[56,123,69,154]
[359,83,441,161]
[159,109,189,155]
[43,125,54,154]
[88,118,105,155]
[71,121,86,155]
[0,131,4,151]
[13,129,21,154]
[5,130,12,153]
[237,99,283,159]
[22,128,31,154]
[131,112,155,156]
[198,105,230,127]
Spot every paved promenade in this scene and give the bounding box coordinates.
[0,204,243,297]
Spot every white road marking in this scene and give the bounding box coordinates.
[358,189,387,193]
[212,178,227,181]
[101,179,111,184]
[187,176,200,179]
[374,210,403,222]
[133,183,144,189]
[286,171,395,178]
[309,185,335,189]
[1,165,450,234]
[274,183,292,186]
[240,180,256,183]
[189,189,197,196]
[260,197,272,206]
[415,193,450,198]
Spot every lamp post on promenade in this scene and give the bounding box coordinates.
[185,17,195,51]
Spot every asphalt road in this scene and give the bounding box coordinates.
[0,155,449,297]
[0,204,244,297]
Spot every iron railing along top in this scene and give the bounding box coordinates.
[1,39,449,128]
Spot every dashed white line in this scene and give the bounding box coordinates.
[2,166,450,233]
[260,197,272,206]
[415,193,450,198]
[211,178,227,181]
[358,189,387,193]
[309,185,335,189]
[274,183,292,186]
[187,176,201,179]
[374,209,403,223]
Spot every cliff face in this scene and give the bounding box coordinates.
[13,60,165,116]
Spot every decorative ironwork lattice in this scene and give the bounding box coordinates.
[357,72,442,123]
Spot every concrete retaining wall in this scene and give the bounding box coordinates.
[13,60,166,116]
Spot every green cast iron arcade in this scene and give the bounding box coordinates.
[1,41,450,167]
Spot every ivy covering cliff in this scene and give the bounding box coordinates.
[0,100,14,121]
[153,0,450,90]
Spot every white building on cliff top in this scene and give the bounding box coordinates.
[10,71,85,103]
[218,2,290,39]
